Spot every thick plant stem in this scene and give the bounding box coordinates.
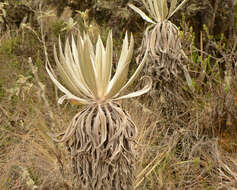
[53,103,137,190]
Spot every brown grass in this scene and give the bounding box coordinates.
[0,3,237,190]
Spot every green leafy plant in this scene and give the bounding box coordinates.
[49,20,66,38]
[0,36,21,56]
[46,31,151,189]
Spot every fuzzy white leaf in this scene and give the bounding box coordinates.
[65,38,92,97]
[103,30,113,94]
[168,0,188,19]
[95,35,104,97]
[115,76,152,100]
[153,0,162,21]
[46,61,90,105]
[76,34,97,97]
[128,3,156,24]
[142,0,156,19]
[54,45,85,98]
[115,46,149,97]
[47,30,151,105]
[106,33,134,99]
[162,0,169,20]
[169,0,177,15]
[71,35,92,97]
[146,0,158,21]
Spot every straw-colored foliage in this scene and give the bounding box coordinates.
[46,31,151,189]
[128,0,191,84]
[1,1,237,190]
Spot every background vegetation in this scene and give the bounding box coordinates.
[0,0,236,189]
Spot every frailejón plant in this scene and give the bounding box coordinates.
[128,0,191,85]
[46,31,151,189]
